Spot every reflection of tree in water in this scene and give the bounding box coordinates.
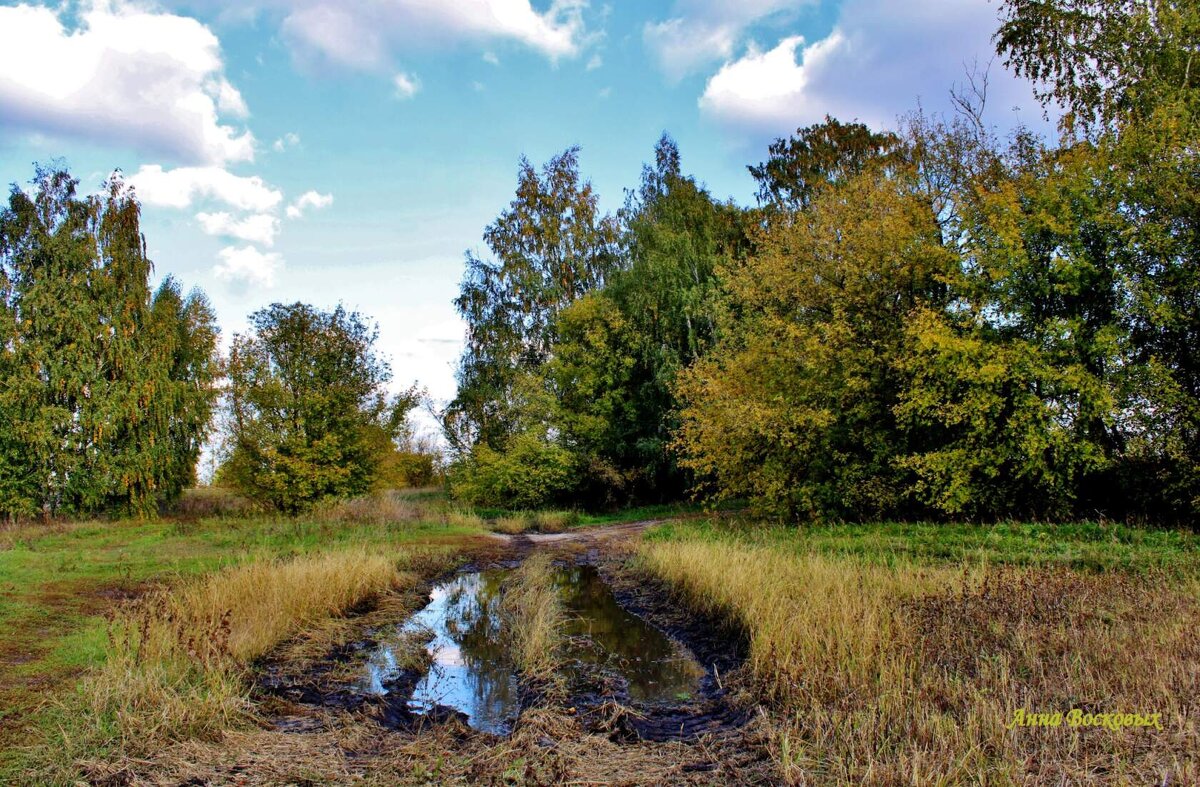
[379,565,704,733]
[555,566,704,702]
[408,570,519,734]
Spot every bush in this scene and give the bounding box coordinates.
[449,430,576,509]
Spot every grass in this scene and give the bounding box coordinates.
[6,490,1199,784]
[499,553,566,683]
[646,517,1200,574]
[57,549,410,781]
[475,500,706,532]
[639,519,1200,784]
[0,487,489,782]
[491,510,581,534]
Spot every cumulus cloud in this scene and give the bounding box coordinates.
[130,165,283,212]
[278,0,587,72]
[393,71,420,99]
[286,190,334,219]
[0,0,254,165]
[644,0,809,81]
[698,0,1045,134]
[196,211,280,246]
[700,33,846,127]
[215,245,283,287]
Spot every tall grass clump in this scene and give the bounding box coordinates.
[312,491,421,525]
[60,550,406,772]
[491,510,579,534]
[500,554,566,683]
[639,540,930,710]
[639,538,1200,784]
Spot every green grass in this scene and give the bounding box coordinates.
[576,501,708,526]
[0,498,489,781]
[645,517,1200,574]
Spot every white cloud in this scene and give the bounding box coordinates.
[196,211,280,246]
[272,132,301,152]
[483,51,500,65]
[286,190,334,219]
[215,245,283,287]
[700,33,845,127]
[130,165,283,212]
[278,0,587,71]
[644,0,809,81]
[0,0,254,165]
[586,53,603,71]
[698,0,1046,134]
[393,71,420,99]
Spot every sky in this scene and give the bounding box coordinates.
[0,0,1049,438]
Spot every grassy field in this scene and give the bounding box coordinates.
[2,492,1197,784]
[0,489,488,780]
[639,518,1200,783]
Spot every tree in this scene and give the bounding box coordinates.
[996,0,1199,136]
[675,167,954,521]
[447,147,621,452]
[147,278,222,504]
[0,165,219,519]
[552,134,747,502]
[996,0,1200,520]
[748,116,902,211]
[224,303,414,512]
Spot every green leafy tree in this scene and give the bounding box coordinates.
[447,147,621,452]
[749,116,902,211]
[548,135,746,503]
[0,166,219,519]
[675,167,954,521]
[996,0,1199,135]
[224,303,414,512]
[996,0,1200,520]
[898,137,1124,519]
[147,278,221,504]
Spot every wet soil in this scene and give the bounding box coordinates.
[253,528,751,745]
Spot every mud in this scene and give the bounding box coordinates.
[253,526,750,745]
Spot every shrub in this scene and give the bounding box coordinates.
[449,430,576,509]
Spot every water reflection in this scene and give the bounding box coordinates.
[555,565,704,702]
[365,570,519,734]
[363,564,703,733]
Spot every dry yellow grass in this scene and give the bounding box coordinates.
[500,553,566,682]
[441,508,486,529]
[533,510,579,532]
[639,539,1200,785]
[64,550,408,768]
[313,491,421,525]
[491,510,578,534]
[492,513,535,534]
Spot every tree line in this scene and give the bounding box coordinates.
[0,171,426,520]
[2,0,1193,525]
[446,0,1200,524]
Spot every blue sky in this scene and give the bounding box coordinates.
[0,0,1046,431]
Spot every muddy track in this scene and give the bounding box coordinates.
[255,519,752,745]
[488,518,665,547]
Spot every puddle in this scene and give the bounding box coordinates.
[362,564,704,733]
[556,565,704,702]
[363,570,519,734]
